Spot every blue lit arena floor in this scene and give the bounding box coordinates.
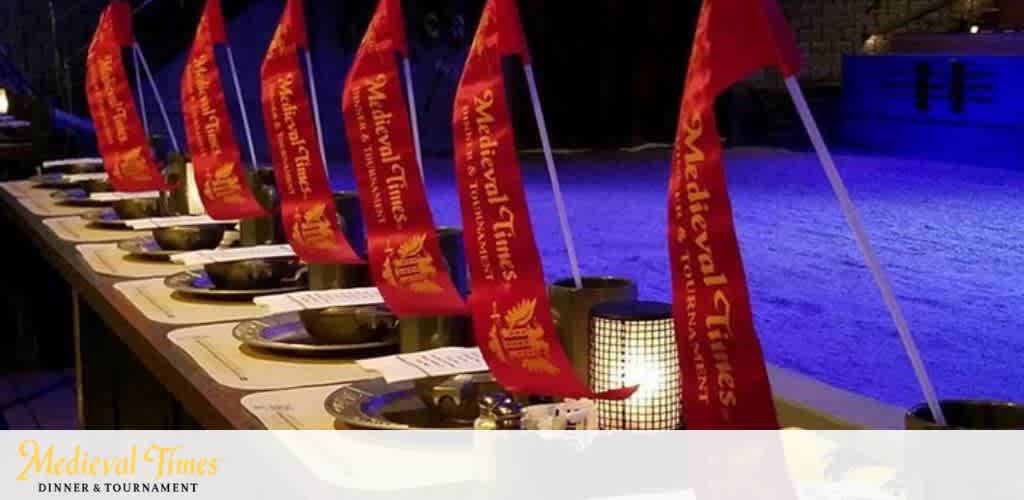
[336,147,1024,407]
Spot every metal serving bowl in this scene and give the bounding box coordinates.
[299,305,397,345]
[324,373,499,429]
[112,197,164,220]
[81,178,112,194]
[152,224,227,251]
[56,162,105,175]
[203,257,306,291]
[414,374,503,424]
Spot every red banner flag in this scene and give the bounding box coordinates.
[85,1,169,192]
[452,0,634,399]
[668,0,801,429]
[342,0,467,316]
[260,0,362,264]
[181,0,269,220]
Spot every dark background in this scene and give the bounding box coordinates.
[6,0,700,153]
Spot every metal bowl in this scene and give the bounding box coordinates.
[324,373,498,429]
[298,305,397,345]
[414,374,503,424]
[112,197,164,220]
[81,178,112,194]
[152,225,227,251]
[49,162,104,175]
[203,257,306,291]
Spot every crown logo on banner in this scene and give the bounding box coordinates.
[381,234,443,294]
[202,163,247,204]
[489,299,559,375]
[114,147,154,182]
[290,202,339,250]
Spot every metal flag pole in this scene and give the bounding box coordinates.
[401,58,426,183]
[132,46,149,135]
[132,44,180,152]
[303,50,329,171]
[225,45,260,169]
[523,64,583,289]
[783,76,947,426]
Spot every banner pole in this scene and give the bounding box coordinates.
[783,75,946,426]
[132,47,149,136]
[133,44,180,152]
[523,64,582,289]
[226,45,260,169]
[302,50,329,170]
[401,57,426,183]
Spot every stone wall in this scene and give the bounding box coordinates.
[754,0,993,86]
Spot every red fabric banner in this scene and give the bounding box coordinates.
[181,0,269,220]
[85,1,168,192]
[342,0,467,317]
[668,0,802,429]
[452,0,633,399]
[260,0,362,264]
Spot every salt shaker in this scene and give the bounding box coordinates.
[474,392,517,430]
[493,399,524,430]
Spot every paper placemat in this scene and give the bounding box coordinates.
[114,278,268,325]
[0,180,47,199]
[19,196,94,217]
[91,191,160,201]
[43,216,148,242]
[62,173,108,182]
[254,288,384,315]
[173,244,295,266]
[76,243,185,278]
[241,385,344,429]
[125,215,238,230]
[168,322,374,391]
[41,157,103,169]
[357,347,487,383]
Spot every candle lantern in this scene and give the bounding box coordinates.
[589,301,681,430]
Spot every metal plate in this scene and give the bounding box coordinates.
[323,374,496,430]
[233,315,398,355]
[117,237,179,261]
[83,208,129,229]
[30,173,80,189]
[50,189,110,207]
[164,270,304,300]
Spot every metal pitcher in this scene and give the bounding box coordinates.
[308,191,370,290]
[549,276,638,384]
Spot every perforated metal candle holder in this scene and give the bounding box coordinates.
[589,301,681,430]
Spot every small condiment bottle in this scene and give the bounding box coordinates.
[474,392,513,430]
[492,400,524,430]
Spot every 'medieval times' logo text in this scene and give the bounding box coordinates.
[16,440,217,495]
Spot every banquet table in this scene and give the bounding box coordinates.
[0,182,906,430]
[0,185,260,429]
